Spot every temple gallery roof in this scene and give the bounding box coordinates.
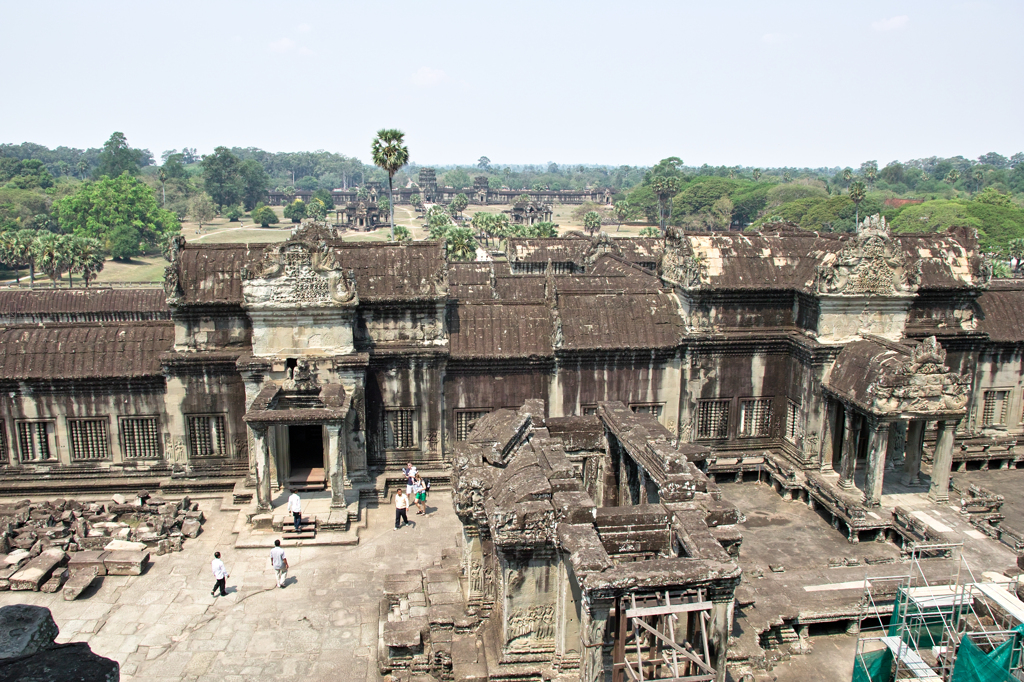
[663,222,987,294]
[169,239,447,306]
[825,335,971,418]
[0,322,174,380]
[0,289,169,317]
[506,235,664,268]
[976,281,1024,343]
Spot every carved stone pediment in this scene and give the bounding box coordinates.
[866,336,971,414]
[815,215,920,296]
[241,234,357,310]
[164,265,183,304]
[660,233,709,289]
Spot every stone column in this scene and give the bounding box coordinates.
[709,597,735,682]
[580,599,611,682]
[325,422,347,508]
[837,406,859,489]
[929,420,958,503]
[251,424,272,513]
[819,398,836,472]
[902,420,926,485]
[864,420,890,507]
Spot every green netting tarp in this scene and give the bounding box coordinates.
[852,648,893,682]
[950,623,1024,682]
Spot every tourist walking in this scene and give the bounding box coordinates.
[413,475,427,515]
[394,489,410,530]
[402,462,418,496]
[210,551,229,597]
[270,539,288,588]
[287,489,302,532]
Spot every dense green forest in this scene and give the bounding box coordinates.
[3,133,1024,283]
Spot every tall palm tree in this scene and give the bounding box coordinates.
[842,168,853,188]
[973,168,984,194]
[68,236,105,288]
[849,181,867,228]
[650,176,680,235]
[16,229,39,285]
[752,169,761,182]
[446,228,477,262]
[371,129,409,241]
[33,233,71,287]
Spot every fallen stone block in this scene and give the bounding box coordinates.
[103,550,149,576]
[0,641,119,682]
[3,550,29,566]
[384,617,427,649]
[40,569,70,593]
[0,604,58,659]
[63,568,98,601]
[110,494,126,506]
[9,550,66,591]
[68,551,108,577]
[103,539,147,552]
[185,510,205,523]
[180,518,201,538]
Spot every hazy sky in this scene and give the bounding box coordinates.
[2,1,1021,168]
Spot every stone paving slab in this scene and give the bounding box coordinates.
[0,488,462,682]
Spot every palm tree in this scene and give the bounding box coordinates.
[849,181,867,228]
[1007,238,1024,274]
[945,169,960,186]
[16,229,39,284]
[614,201,629,232]
[446,228,477,262]
[67,236,105,288]
[842,168,853,188]
[158,168,167,207]
[752,169,761,182]
[864,166,877,187]
[33,233,71,287]
[650,176,680,235]
[371,129,409,241]
[76,160,88,179]
[972,168,984,194]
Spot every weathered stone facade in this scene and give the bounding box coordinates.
[1,219,1023,678]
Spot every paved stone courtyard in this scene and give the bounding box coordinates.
[0,493,462,682]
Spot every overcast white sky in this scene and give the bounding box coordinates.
[2,0,1021,168]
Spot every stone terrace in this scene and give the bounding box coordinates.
[0,491,462,682]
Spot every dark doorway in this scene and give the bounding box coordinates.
[288,425,324,470]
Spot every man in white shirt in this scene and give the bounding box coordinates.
[287,490,302,532]
[270,539,288,588]
[402,462,418,495]
[394,490,410,530]
[210,551,228,597]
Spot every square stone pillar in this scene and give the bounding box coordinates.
[929,420,958,503]
[325,422,347,508]
[251,424,272,513]
[864,420,890,507]
[819,398,837,472]
[902,420,925,485]
[838,406,859,489]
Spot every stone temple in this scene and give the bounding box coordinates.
[1,217,1023,681]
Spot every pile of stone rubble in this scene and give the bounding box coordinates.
[0,491,205,600]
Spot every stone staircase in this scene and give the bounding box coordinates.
[280,515,317,541]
